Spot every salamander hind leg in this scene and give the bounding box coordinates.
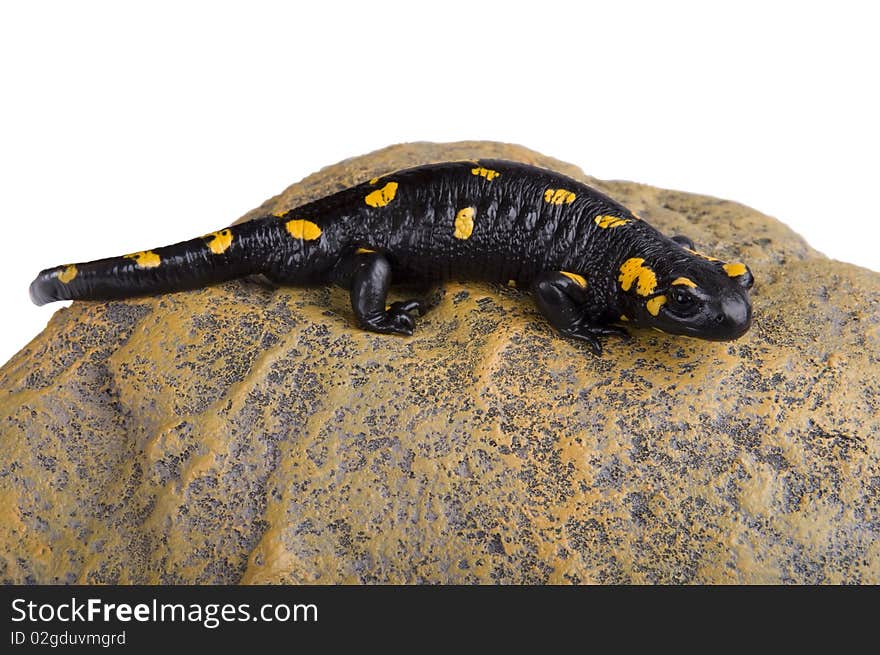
[338,251,422,335]
[531,271,628,356]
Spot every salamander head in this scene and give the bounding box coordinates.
[616,241,754,341]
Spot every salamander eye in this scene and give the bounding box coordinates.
[670,288,697,308]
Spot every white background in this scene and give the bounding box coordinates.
[1,1,878,365]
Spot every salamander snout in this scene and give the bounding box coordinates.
[656,287,753,341]
[709,291,752,340]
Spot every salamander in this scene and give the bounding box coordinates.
[29,159,754,354]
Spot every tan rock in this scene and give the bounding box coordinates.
[1,142,878,584]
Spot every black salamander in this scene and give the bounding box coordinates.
[30,160,754,354]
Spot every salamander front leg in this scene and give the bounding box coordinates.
[395,280,443,317]
[343,251,421,335]
[531,271,628,355]
[671,235,695,250]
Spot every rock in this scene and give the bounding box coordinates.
[2,141,879,584]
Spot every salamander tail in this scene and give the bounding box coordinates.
[29,220,276,306]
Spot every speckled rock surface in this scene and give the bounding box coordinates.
[2,142,879,584]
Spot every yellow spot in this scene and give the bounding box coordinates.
[365,181,399,207]
[124,251,161,268]
[272,208,289,218]
[58,265,78,283]
[471,167,500,181]
[671,277,697,288]
[646,295,667,316]
[594,215,629,229]
[507,279,517,288]
[560,271,587,288]
[723,262,748,278]
[285,219,322,241]
[368,168,399,186]
[204,229,233,254]
[618,258,657,296]
[454,207,476,239]
[619,315,629,322]
[356,247,376,255]
[685,248,721,262]
[543,188,577,205]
